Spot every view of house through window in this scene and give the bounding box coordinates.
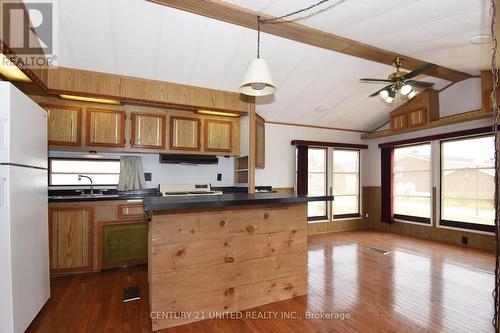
[332,149,360,218]
[50,158,120,186]
[441,136,495,231]
[307,148,327,219]
[393,143,431,223]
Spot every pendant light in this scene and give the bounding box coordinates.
[240,17,276,96]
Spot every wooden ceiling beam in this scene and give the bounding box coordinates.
[148,0,471,82]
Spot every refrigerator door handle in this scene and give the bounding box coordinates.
[0,118,7,151]
[0,177,7,210]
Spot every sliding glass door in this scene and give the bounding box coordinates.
[307,148,328,220]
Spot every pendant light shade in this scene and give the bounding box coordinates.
[240,58,276,96]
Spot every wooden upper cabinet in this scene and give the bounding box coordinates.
[170,116,201,151]
[86,108,125,147]
[255,115,265,168]
[49,207,93,273]
[43,104,82,146]
[204,119,232,152]
[131,112,166,149]
[389,90,439,132]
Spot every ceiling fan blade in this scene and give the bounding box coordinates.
[407,80,435,88]
[401,63,437,80]
[360,78,393,83]
[369,84,393,97]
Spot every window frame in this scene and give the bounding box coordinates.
[332,148,361,220]
[306,147,329,222]
[438,134,495,233]
[48,157,120,187]
[392,142,433,225]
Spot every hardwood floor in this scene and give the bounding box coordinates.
[27,230,496,333]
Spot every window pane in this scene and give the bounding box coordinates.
[394,144,431,171]
[49,159,120,185]
[307,148,326,219]
[308,173,326,196]
[394,196,431,218]
[442,199,494,225]
[393,143,431,220]
[333,173,358,195]
[308,149,326,172]
[442,136,494,170]
[333,150,359,172]
[308,202,327,219]
[333,196,358,216]
[441,136,495,227]
[394,171,431,197]
[332,149,360,217]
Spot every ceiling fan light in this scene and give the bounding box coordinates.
[385,95,394,103]
[379,89,389,99]
[240,58,276,96]
[400,84,412,95]
[407,90,417,99]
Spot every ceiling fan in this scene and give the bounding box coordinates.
[360,57,437,104]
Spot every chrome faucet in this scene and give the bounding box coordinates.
[78,175,94,195]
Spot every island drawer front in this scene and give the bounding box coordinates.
[150,229,307,274]
[151,274,307,329]
[150,251,307,303]
[150,203,307,246]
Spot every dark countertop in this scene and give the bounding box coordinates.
[143,193,334,212]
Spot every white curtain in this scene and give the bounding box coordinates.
[118,156,146,191]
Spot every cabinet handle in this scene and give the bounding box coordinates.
[0,178,7,210]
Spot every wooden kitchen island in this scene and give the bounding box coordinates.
[143,193,333,330]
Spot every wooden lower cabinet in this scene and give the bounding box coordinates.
[98,220,148,269]
[49,200,146,276]
[49,207,93,274]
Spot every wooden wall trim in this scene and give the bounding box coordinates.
[148,0,471,82]
[378,125,496,148]
[266,120,367,133]
[362,109,491,140]
[291,140,368,149]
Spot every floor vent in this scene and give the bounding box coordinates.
[367,247,391,255]
[123,286,140,302]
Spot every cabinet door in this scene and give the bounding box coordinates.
[86,108,125,147]
[390,113,407,132]
[131,112,166,149]
[170,116,201,151]
[407,108,427,128]
[49,207,93,273]
[255,116,265,168]
[204,119,232,152]
[43,104,82,146]
[99,221,148,269]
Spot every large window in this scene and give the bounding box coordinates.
[441,136,495,232]
[393,143,431,223]
[332,149,360,218]
[307,148,328,220]
[50,158,120,186]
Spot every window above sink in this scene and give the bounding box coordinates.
[49,158,120,186]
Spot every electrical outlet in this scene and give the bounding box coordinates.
[217,173,222,181]
[144,173,152,181]
[364,213,369,219]
[462,236,468,245]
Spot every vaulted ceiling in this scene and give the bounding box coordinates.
[45,0,490,131]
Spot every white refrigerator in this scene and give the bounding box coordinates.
[0,82,50,333]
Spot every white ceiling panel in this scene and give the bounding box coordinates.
[32,0,489,131]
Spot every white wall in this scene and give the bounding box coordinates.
[365,118,492,186]
[439,78,481,117]
[255,123,367,187]
[49,151,235,189]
